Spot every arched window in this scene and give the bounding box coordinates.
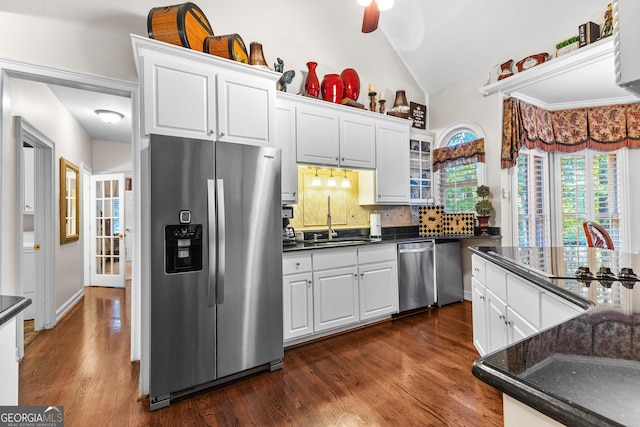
[435,122,485,213]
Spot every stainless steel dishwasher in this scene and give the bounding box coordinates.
[398,241,435,312]
[398,240,464,312]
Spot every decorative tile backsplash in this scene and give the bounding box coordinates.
[418,205,475,236]
[288,167,415,231]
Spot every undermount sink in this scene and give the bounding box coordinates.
[313,240,369,246]
[305,238,372,247]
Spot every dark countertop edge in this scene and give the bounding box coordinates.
[468,246,592,310]
[0,296,32,327]
[471,360,624,427]
[468,246,626,426]
[284,235,502,252]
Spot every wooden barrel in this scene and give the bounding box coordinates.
[147,2,213,52]
[204,34,249,63]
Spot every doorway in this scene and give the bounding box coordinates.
[90,173,126,288]
[2,62,140,361]
[15,117,55,356]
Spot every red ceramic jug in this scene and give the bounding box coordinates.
[341,68,360,101]
[321,74,344,104]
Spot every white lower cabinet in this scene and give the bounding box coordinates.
[313,266,359,332]
[283,253,313,341]
[485,288,509,352]
[471,277,488,356]
[283,244,398,345]
[471,254,584,356]
[359,261,397,320]
[283,272,313,340]
[540,291,583,329]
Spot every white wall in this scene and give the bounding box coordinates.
[9,79,93,309]
[0,0,424,105]
[429,71,510,241]
[93,140,132,173]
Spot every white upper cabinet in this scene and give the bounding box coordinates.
[339,112,376,169]
[295,97,376,169]
[275,95,298,204]
[296,102,340,166]
[359,119,410,204]
[133,35,279,146]
[217,70,275,146]
[142,54,217,140]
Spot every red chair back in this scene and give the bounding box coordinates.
[583,221,614,249]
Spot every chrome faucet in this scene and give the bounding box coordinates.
[327,195,337,240]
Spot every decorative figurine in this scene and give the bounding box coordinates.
[600,3,613,39]
[275,58,295,92]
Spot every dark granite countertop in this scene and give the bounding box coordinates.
[0,295,31,327]
[470,246,640,427]
[284,226,501,252]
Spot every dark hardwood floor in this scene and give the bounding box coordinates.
[19,283,502,426]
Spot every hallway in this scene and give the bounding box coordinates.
[19,285,502,426]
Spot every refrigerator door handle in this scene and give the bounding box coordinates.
[216,178,226,305]
[207,179,217,307]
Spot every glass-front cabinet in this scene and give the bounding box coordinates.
[409,130,434,204]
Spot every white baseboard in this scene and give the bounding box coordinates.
[464,290,472,301]
[56,288,84,323]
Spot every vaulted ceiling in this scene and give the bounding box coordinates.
[2,0,630,142]
[379,0,610,94]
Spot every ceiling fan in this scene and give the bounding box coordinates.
[358,0,394,33]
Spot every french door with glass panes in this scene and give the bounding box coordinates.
[90,173,125,287]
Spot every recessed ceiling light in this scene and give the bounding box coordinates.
[95,109,124,124]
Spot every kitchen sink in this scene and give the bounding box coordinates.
[304,238,372,248]
[313,240,369,246]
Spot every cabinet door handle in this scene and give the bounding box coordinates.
[360,273,364,278]
[219,132,225,137]
[499,314,505,320]
[335,156,339,161]
[341,157,345,161]
[208,129,214,135]
[296,262,300,267]
[506,320,512,326]
[479,295,485,300]
[292,192,296,196]
[353,273,358,278]
[307,280,312,287]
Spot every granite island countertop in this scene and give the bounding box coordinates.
[0,295,32,327]
[470,246,640,427]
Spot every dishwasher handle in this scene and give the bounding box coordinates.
[398,242,434,254]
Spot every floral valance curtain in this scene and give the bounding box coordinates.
[433,138,485,172]
[501,98,640,168]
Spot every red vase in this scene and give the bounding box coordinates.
[340,68,360,101]
[305,61,320,97]
[321,74,344,104]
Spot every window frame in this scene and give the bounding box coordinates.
[434,122,486,213]
[512,147,551,247]
[512,146,630,251]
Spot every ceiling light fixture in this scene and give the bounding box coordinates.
[95,109,124,124]
[312,169,322,186]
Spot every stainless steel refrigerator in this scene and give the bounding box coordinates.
[148,134,283,410]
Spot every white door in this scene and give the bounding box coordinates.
[90,173,125,287]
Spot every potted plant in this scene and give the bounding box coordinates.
[475,185,493,236]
